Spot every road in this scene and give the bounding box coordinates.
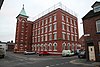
[0,51,93,67]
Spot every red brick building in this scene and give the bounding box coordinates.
[82,1,100,61]
[14,5,32,52]
[78,35,85,49]
[14,3,79,54]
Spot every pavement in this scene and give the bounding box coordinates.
[70,59,100,67]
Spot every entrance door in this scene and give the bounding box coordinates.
[88,46,96,61]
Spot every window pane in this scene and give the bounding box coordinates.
[96,20,100,32]
[98,42,100,53]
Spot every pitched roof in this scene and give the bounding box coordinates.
[82,1,100,20]
[16,5,28,18]
[19,5,27,16]
[91,1,100,8]
[82,9,100,20]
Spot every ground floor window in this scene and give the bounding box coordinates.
[32,45,35,51]
[35,44,37,51]
[38,44,40,51]
[53,42,57,51]
[62,42,66,50]
[49,43,52,51]
[67,43,70,50]
[72,43,74,51]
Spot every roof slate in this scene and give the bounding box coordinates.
[82,10,100,20]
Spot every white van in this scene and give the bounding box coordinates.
[0,48,6,58]
[62,50,74,57]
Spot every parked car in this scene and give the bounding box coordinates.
[78,50,86,59]
[62,50,74,57]
[24,51,36,55]
[38,51,50,56]
[0,48,6,58]
[74,49,80,55]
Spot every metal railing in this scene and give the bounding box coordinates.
[29,2,77,21]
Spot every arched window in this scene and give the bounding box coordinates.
[49,43,52,51]
[53,42,57,51]
[72,43,74,51]
[32,44,35,51]
[75,44,77,50]
[62,42,66,50]
[41,44,43,51]
[67,43,70,50]
[35,44,37,51]
[38,44,40,51]
[44,43,48,51]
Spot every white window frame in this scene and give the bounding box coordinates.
[72,43,74,51]
[94,5,100,12]
[67,33,70,40]
[36,23,37,28]
[32,45,35,51]
[96,20,100,32]
[45,18,48,24]
[44,43,48,51]
[35,44,37,51]
[74,28,77,34]
[41,35,44,42]
[71,34,74,41]
[41,44,43,51]
[62,15,64,21]
[42,20,44,26]
[67,43,70,50]
[32,37,34,43]
[38,28,40,35]
[53,22,57,30]
[38,44,40,51]
[54,14,56,21]
[75,35,77,41]
[66,16,68,22]
[62,32,66,40]
[53,32,57,40]
[39,21,40,27]
[49,43,52,51]
[38,36,40,42]
[35,37,37,42]
[74,20,76,26]
[53,42,57,51]
[70,18,72,24]
[49,16,52,23]
[98,42,100,53]
[42,27,44,34]
[45,34,47,41]
[45,26,48,33]
[67,25,70,32]
[49,33,52,41]
[62,22,65,30]
[35,30,37,35]
[62,42,66,50]
[49,24,52,32]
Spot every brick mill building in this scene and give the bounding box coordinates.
[82,1,100,61]
[14,3,79,54]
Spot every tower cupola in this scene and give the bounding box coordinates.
[16,4,28,18]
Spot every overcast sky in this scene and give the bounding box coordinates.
[0,0,98,42]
